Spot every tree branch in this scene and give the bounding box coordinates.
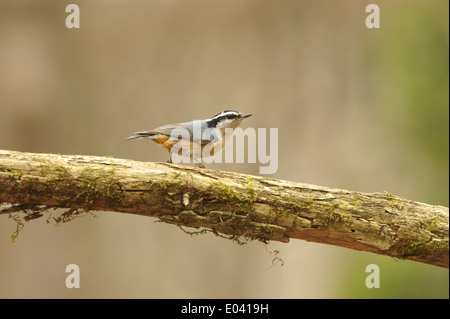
[0,149,448,268]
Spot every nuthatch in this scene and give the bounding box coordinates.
[126,110,252,167]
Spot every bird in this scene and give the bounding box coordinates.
[126,110,252,168]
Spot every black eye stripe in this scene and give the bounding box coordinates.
[207,111,240,128]
[212,110,239,119]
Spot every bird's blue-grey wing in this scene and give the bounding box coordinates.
[143,121,213,144]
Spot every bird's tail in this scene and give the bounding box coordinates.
[125,132,157,141]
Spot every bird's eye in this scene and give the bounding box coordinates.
[227,114,238,119]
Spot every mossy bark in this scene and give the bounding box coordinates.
[0,149,448,268]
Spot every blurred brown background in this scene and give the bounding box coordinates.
[0,0,448,298]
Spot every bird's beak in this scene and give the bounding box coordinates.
[240,113,252,119]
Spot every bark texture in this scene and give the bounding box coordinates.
[0,149,448,268]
